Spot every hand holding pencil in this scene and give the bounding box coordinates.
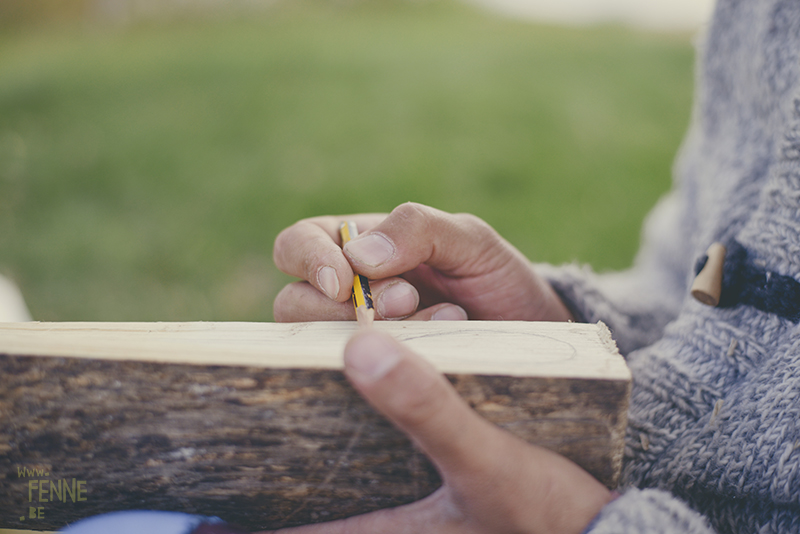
[273,202,574,323]
[271,203,594,534]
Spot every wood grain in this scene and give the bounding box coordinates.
[0,321,630,532]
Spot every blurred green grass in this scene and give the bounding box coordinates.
[0,0,695,321]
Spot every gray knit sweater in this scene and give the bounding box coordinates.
[540,1,800,532]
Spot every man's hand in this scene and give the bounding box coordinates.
[273,203,573,322]
[261,329,611,534]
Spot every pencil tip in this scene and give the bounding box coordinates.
[356,306,375,327]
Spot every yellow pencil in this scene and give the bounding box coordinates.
[339,221,375,327]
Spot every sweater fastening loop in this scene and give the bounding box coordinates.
[692,241,800,323]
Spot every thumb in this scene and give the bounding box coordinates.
[343,329,497,477]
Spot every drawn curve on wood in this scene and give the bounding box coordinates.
[396,329,578,367]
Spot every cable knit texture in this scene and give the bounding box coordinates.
[544,1,800,532]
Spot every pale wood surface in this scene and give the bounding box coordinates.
[0,321,630,532]
[0,321,629,379]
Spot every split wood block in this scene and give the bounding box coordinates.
[0,321,630,532]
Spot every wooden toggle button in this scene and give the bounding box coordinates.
[691,242,727,306]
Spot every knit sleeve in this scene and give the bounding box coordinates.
[583,488,715,534]
[535,190,694,355]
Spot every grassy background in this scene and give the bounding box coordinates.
[0,0,695,322]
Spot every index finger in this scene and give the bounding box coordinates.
[342,203,516,280]
[273,214,387,302]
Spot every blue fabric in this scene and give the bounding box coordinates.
[58,510,221,534]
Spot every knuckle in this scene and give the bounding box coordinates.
[456,212,495,239]
[390,202,435,228]
[390,202,456,244]
[454,213,508,268]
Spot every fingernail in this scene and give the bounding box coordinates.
[345,331,402,383]
[317,266,339,300]
[345,233,395,267]
[431,305,468,321]
[377,282,418,319]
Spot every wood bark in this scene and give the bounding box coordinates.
[0,321,630,531]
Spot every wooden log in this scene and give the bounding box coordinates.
[0,321,630,532]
